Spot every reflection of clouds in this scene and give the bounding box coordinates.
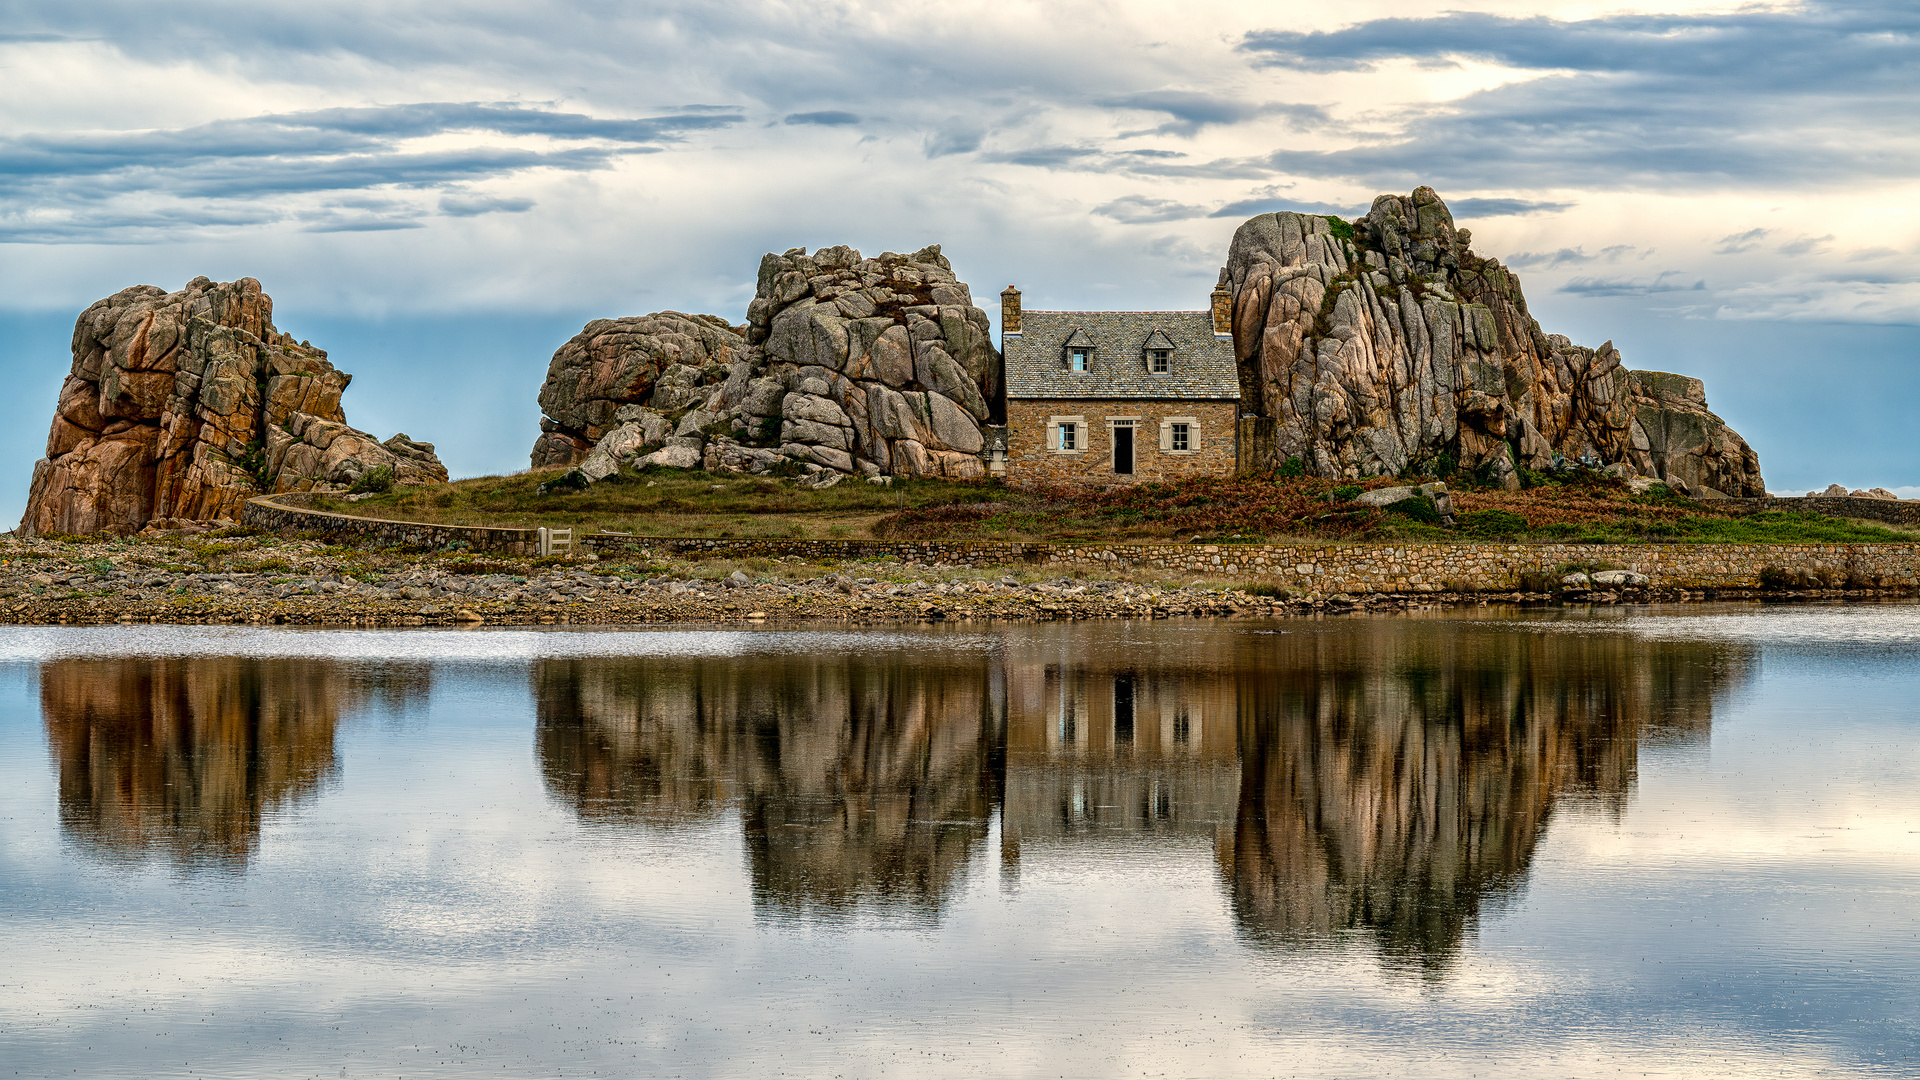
[39,657,426,871]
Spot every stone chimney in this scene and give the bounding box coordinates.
[1001,285,1022,335]
[1209,275,1232,337]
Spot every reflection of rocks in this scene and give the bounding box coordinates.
[534,654,1001,916]
[39,658,400,870]
[1223,620,1738,971]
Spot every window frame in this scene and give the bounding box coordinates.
[1047,415,1087,455]
[1158,415,1202,455]
[1148,348,1171,375]
[1068,347,1091,373]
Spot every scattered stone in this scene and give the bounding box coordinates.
[1591,570,1650,587]
[1561,572,1591,588]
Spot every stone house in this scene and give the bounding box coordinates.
[997,284,1240,484]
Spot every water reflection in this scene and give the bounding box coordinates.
[536,654,1002,918]
[533,618,1750,966]
[1224,625,1734,971]
[40,658,421,872]
[35,617,1752,966]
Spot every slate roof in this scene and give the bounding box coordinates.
[1004,311,1240,400]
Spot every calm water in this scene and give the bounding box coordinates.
[1,607,1917,1078]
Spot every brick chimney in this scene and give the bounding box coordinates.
[1001,285,1022,336]
[1209,277,1232,337]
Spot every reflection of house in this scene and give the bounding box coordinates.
[998,285,1240,483]
[38,657,403,871]
[999,660,1239,870]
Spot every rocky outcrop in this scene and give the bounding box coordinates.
[21,277,447,536]
[530,244,1000,483]
[1225,188,1765,494]
[1809,484,1901,500]
[1623,371,1764,498]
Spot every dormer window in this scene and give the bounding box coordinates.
[1062,327,1095,373]
[1142,330,1175,376]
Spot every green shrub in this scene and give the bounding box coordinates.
[1324,216,1356,242]
[1457,509,1527,539]
[1384,493,1440,524]
[348,465,394,495]
[1332,484,1362,502]
[233,439,270,490]
[1277,456,1307,479]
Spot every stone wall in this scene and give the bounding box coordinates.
[243,495,539,555]
[1004,399,1237,484]
[1719,495,1920,527]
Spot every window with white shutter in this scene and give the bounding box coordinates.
[1163,416,1200,454]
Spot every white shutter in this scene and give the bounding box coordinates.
[1046,422,1058,450]
[1159,420,1173,451]
[1190,422,1202,451]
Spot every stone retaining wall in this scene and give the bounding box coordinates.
[244,494,1920,595]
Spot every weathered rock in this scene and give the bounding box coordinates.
[1592,569,1650,587]
[529,243,1001,485]
[1353,482,1456,524]
[1623,371,1760,500]
[1224,189,1765,495]
[529,312,746,466]
[21,277,447,536]
[639,444,702,470]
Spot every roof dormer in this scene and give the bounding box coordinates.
[1142,330,1175,375]
[1062,328,1095,372]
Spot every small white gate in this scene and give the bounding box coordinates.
[537,527,573,557]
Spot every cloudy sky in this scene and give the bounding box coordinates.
[2,0,1916,518]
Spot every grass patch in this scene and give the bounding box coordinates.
[311,467,1012,540]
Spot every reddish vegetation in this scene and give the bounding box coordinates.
[875,473,1747,543]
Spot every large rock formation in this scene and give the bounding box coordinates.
[531,244,1000,482]
[21,277,447,536]
[1225,188,1764,495]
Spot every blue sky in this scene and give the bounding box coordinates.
[1,0,1916,521]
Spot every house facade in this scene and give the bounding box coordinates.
[997,284,1240,484]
